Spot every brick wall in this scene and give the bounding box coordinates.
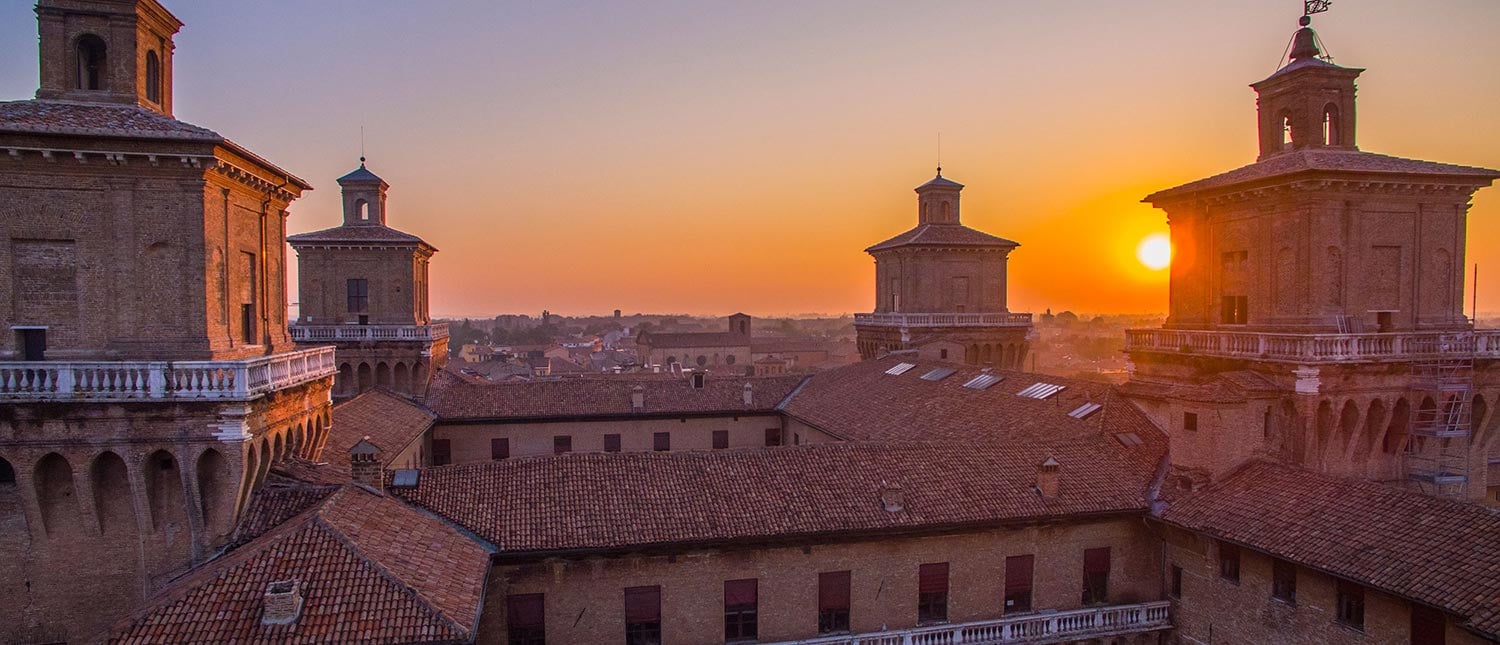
[432,414,837,463]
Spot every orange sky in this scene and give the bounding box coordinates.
[3,1,1497,319]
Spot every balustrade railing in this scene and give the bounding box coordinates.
[855,312,1033,328]
[771,601,1171,645]
[0,346,337,402]
[1124,328,1500,363]
[289,322,449,342]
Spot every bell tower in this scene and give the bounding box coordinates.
[35,0,181,115]
[1252,16,1361,159]
[339,159,390,226]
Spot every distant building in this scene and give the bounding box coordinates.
[854,171,1033,367]
[288,163,448,399]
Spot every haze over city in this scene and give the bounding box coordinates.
[3,0,1497,317]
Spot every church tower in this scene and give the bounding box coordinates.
[288,161,446,400]
[1123,15,1500,502]
[854,170,1033,367]
[0,2,335,640]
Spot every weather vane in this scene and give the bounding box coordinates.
[1302,0,1331,25]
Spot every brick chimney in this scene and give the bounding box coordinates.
[261,579,305,625]
[349,438,383,488]
[743,382,753,406]
[631,385,645,410]
[1037,456,1061,499]
[879,481,905,512]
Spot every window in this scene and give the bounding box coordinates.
[1218,542,1240,583]
[356,199,370,221]
[431,439,451,466]
[723,579,757,641]
[917,563,949,624]
[0,457,15,485]
[653,432,670,452]
[624,586,661,645]
[940,349,949,359]
[765,428,782,447]
[347,279,369,313]
[76,34,107,90]
[1184,412,1199,432]
[696,355,708,367]
[604,434,622,453]
[241,251,258,345]
[726,354,736,365]
[1004,555,1034,613]
[1272,559,1296,604]
[145,50,161,103]
[17,329,46,361]
[712,430,728,450]
[553,436,571,455]
[491,438,509,460]
[1082,547,1110,605]
[1336,580,1365,630]
[1280,112,1293,149]
[1323,104,1340,146]
[1220,295,1248,325]
[1170,565,1183,599]
[818,571,851,634]
[506,593,545,645]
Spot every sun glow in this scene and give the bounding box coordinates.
[1136,233,1171,271]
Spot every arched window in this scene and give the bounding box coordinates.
[0,456,14,485]
[696,355,708,367]
[1322,104,1340,146]
[76,34,107,90]
[356,199,370,221]
[1280,111,1293,149]
[145,51,161,103]
[941,201,951,221]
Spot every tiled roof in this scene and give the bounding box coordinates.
[866,223,1019,252]
[1159,460,1500,639]
[280,390,435,484]
[337,163,384,184]
[229,481,339,548]
[109,485,491,644]
[781,357,1166,465]
[750,337,834,354]
[1120,370,1282,404]
[424,369,806,420]
[1145,148,1500,203]
[391,441,1155,555]
[638,330,749,349]
[0,99,220,140]
[287,224,429,246]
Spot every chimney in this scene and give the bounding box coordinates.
[262,579,305,625]
[631,385,645,410]
[1037,457,1061,499]
[743,382,753,406]
[879,481,905,512]
[349,438,383,487]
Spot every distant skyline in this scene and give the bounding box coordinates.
[2,0,1497,318]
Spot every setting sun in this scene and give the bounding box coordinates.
[1136,233,1171,271]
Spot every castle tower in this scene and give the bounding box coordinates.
[1123,16,1500,502]
[288,161,446,400]
[0,2,335,640]
[854,170,1033,367]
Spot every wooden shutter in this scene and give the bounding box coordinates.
[1084,548,1111,574]
[918,563,949,594]
[819,571,851,610]
[506,593,544,628]
[724,579,757,607]
[1005,555,1034,593]
[624,586,661,622]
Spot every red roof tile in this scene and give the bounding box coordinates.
[391,440,1155,555]
[637,330,748,349]
[108,486,491,644]
[423,370,806,420]
[282,389,435,484]
[1145,148,1500,204]
[0,99,220,140]
[287,223,432,247]
[1159,460,1500,639]
[866,223,1019,252]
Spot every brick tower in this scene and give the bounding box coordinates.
[288,162,446,400]
[1122,17,1500,501]
[854,170,1033,367]
[0,1,337,640]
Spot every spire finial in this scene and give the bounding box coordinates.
[936,132,942,177]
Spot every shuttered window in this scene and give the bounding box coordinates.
[604,434,622,453]
[918,563,948,623]
[1082,547,1110,605]
[1004,555,1034,613]
[712,430,729,449]
[723,579,757,641]
[818,571,851,634]
[491,438,509,460]
[506,593,545,645]
[653,432,670,452]
[431,439,451,466]
[624,586,661,645]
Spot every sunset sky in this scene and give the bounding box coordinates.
[2,0,1497,318]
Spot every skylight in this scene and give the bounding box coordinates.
[1114,432,1144,447]
[1017,382,1066,399]
[391,469,420,488]
[885,362,917,376]
[963,373,1003,390]
[920,367,957,382]
[1068,402,1103,419]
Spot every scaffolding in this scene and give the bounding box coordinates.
[1404,332,1476,498]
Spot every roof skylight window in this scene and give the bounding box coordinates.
[1018,382,1066,399]
[885,362,917,376]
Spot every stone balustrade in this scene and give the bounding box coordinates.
[1124,328,1500,363]
[772,601,1171,645]
[855,312,1034,328]
[0,346,336,402]
[289,322,449,342]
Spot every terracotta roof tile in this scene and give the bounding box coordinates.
[0,99,220,140]
[637,330,748,349]
[279,389,434,485]
[287,224,430,246]
[1145,148,1500,203]
[1159,461,1500,639]
[392,441,1155,555]
[108,486,491,644]
[424,370,806,420]
[230,482,339,548]
[865,223,1019,252]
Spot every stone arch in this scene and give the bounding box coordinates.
[196,449,231,535]
[1005,344,1018,369]
[1354,398,1388,465]
[0,455,14,486]
[89,451,135,535]
[394,362,410,393]
[1331,399,1361,468]
[75,33,108,91]
[413,362,428,391]
[35,452,79,535]
[338,362,353,395]
[237,442,259,519]
[272,431,286,465]
[1383,398,1412,457]
[144,450,186,531]
[1314,400,1336,468]
[967,344,979,365]
[357,362,373,392]
[982,344,993,366]
[1322,103,1341,146]
[253,436,272,491]
[1474,393,1496,451]
[376,361,392,387]
[1414,396,1438,454]
[289,423,304,460]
